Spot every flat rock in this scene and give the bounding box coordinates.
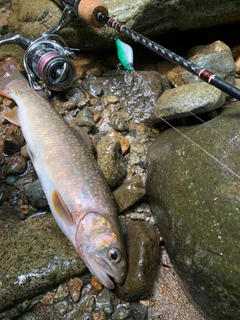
[0,211,87,311]
[151,82,226,122]
[146,102,240,319]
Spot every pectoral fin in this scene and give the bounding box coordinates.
[51,190,74,225]
[3,106,21,126]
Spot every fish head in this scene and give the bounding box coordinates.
[75,212,126,289]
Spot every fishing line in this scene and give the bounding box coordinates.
[151,111,240,180]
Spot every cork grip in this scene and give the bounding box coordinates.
[78,0,108,28]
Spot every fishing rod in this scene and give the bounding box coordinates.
[54,0,240,101]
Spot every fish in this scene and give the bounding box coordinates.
[115,38,134,71]
[0,55,126,289]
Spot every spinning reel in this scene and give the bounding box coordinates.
[0,6,77,92]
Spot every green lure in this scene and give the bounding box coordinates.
[115,39,134,71]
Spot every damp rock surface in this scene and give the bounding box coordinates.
[0,212,87,311]
[146,102,240,319]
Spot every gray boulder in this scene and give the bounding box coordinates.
[146,102,240,319]
[8,0,240,50]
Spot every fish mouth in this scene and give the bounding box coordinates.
[85,253,125,290]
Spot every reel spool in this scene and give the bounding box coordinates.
[23,35,76,91]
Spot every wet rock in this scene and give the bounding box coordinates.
[24,179,48,209]
[91,276,103,293]
[232,44,240,74]
[97,136,125,188]
[151,82,226,122]
[146,102,240,319]
[75,107,95,133]
[5,154,27,175]
[42,291,55,306]
[54,300,69,316]
[3,124,25,155]
[110,115,129,132]
[89,83,104,97]
[187,40,231,57]
[8,0,240,50]
[112,303,130,319]
[0,212,87,311]
[86,67,102,77]
[113,175,146,213]
[54,284,69,302]
[184,51,236,85]
[115,220,160,301]
[91,309,107,320]
[65,87,85,102]
[67,277,83,303]
[106,131,130,155]
[96,287,113,315]
[129,302,148,320]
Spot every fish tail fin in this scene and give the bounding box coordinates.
[0,55,27,98]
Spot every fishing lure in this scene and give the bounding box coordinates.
[115,38,134,71]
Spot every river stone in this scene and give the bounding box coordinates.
[146,102,240,319]
[7,0,240,50]
[114,220,160,301]
[150,82,226,122]
[0,211,87,312]
[97,136,125,188]
[184,51,236,85]
[3,124,25,155]
[112,175,146,213]
[24,179,48,209]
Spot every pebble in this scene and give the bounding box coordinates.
[96,287,113,315]
[111,303,130,319]
[67,277,83,302]
[54,284,69,302]
[103,95,120,105]
[20,144,29,158]
[5,154,27,175]
[129,302,148,320]
[65,87,86,102]
[109,115,129,132]
[75,107,95,132]
[24,179,48,209]
[113,175,146,213]
[42,291,55,305]
[3,124,25,155]
[90,83,103,97]
[97,136,125,188]
[91,276,103,293]
[91,309,106,320]
[106,130,130,155]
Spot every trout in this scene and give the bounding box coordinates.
[0,56,126,289]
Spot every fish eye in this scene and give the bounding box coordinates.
[107,248,122,263]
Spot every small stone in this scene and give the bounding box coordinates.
[96,287,113,315]
[97,136,125,188]
[93,113,102,123]
[75,107,95,129]
[54,284,69,302]
[24,179,48,209]
[67,277,83,302]
[110,115,129,132]
[3,124,25,155]
[103,95,120,106]
[106,131,130,155]
[54,300,69,315]
[86,67,102,77]
[5,154,27,175]
[78,98,90,109]
[20,144,29,159]
[128,153,140,166]
[42,291,55,305]
[65,87,85,102]
[112,303,130,319]
[62,99,78,111]
[91,309,106,320]
[90,83,103,96]
[112,175,146,213]
[129,302,148,320]
[139,299,150,307]
[91,276,103,293]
